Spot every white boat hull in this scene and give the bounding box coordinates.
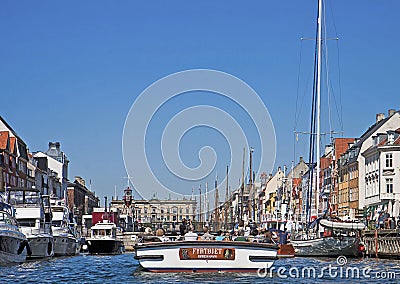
[135,241,278,273]
[319,219,366,230]
[27,235,54,259]
[53,234,78,256]
[0,232,28,264]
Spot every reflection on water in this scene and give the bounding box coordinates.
[0,253,399,283]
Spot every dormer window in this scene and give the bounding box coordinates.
[388,133,395,144]
[385,153,393,168]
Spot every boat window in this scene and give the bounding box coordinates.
[8,191,24,205]
[18,219,36,227]
[25,191,40,206]
[52,220,62,227]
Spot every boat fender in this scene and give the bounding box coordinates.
[18,240,32,256]
[48,241,53,255]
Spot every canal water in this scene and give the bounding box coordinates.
[0,253,399,283]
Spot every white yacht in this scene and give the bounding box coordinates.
[0,193,30,264]
[50,198,79,256]
[6,188,54,259]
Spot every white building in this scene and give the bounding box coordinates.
[34,142,69,199]
[357,110,400,211]
[362,129,400,218]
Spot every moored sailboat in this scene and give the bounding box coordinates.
[290,0,365,257]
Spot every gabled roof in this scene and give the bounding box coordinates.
[9,137,17,155]
[0,131,9,150]
[357,110,400,147]
[0,116,27,147]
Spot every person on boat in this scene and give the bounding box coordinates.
[155,228,170,242]
[184,225,198,241]
[200,226,214,240]
[144,227,153,235]
[215,230,225,241]
[179,219,187,236]
[286,217,294,238]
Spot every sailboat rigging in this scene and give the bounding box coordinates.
[290,0,365,257]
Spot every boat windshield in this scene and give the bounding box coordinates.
[93,228,114,237]
[0,211,17,226]
[8,190,40,207]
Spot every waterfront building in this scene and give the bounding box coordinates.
[263,167,284,229]
[336,110,400,219]
[362,129,400,223]
[111,194,197,232]
[34,142,69,199]
[285,157,309,222]
[0,116,29,189]
[67,176,100,233]
[329,138,356,216]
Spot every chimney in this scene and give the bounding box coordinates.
[299,156,304,163]
[376,113,385,123]
[388,109,396,117]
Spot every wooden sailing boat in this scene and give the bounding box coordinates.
[290,0,365,257]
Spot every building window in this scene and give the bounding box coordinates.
[386,153,393,168]
[386,178,393,193]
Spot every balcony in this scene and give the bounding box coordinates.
[380,193,395,200]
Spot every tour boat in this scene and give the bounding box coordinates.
[50,199,79,256]
[5,188,54,259]
[134,240,278,273]
[85,219,124,254]
[0,194,30,264]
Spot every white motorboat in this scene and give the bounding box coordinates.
[134,240,278,273]
[50,199,79,256]
[0,194,30,264]
[6,188,54,259]
[85,219,124,254]
[319,219,366,231]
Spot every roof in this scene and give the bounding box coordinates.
[357,110,400,147]
[0,116,27,147]
[9,137,16,154]
[0,131,9,150]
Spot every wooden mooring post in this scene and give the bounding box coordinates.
[363,229,400,259]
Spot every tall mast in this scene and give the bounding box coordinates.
[315,0,323,216]
[214,176,219,231]
[225,165,229,227]
[240,147,245,221]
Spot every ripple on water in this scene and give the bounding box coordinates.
[1,253,399,283]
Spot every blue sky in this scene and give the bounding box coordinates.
[1,1,399,202]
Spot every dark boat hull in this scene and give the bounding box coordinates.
[291,236,359,257]
[86,239,123,255]
[0,235,28,264]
